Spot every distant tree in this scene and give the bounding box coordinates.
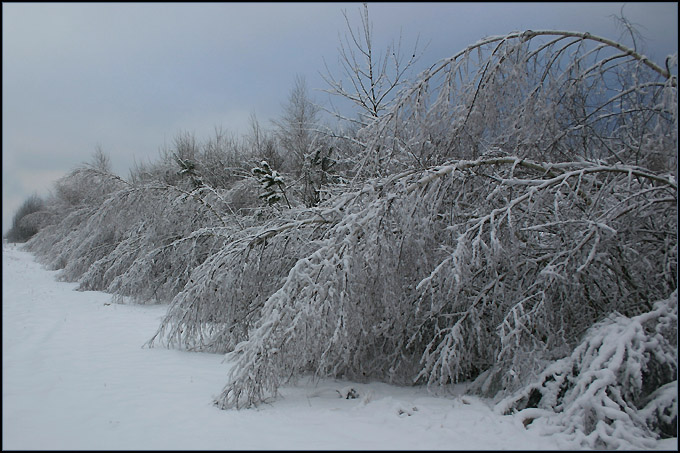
[247,114,282,171]
[89,144,112,173]
[273,75,324,206]
[274,75,319,170]
[5,194,45,243]
[53,147,125,209]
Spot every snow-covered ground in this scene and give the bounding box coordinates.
[2,242,675,450]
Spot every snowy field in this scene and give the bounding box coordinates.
[2,242,676,450]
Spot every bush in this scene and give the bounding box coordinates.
[214,29,677,409]
[5,195,45,243]
[497,291,677,449]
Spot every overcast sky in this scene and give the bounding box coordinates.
[3,2,678,234]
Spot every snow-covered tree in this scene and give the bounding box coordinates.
[214,28,677,425]
[4,194,45,243]
[25,161,231,303]
[24,159,129,270]
[147,209,326,353]
[273,75,326,207]
[352,30,677,179]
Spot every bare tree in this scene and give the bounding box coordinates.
[5,194,45,243]
[200,126,246,189]
[274,75,320,170]
[321,3,424,124]
[246,113,281,171]
[273,75,324,206]
[89,144,112,173]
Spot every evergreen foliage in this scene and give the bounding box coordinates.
[252,161,290,208]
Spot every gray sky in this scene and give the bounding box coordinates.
[3,2,678,234]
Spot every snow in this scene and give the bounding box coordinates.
[2,242,676,450]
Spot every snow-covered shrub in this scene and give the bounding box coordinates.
[497,291,677,449]
[147,212,324,352]
[84,183,231,302]
[24,167,127,270]
[5,194,45,243]
[24,205,96,270]
[218,177,262,215]
[214,179,443,408]
[215,30,676,410]
[215,155,677,409]
[51,167,125,208]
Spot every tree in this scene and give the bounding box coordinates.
[350,29,678,178]
[214,30,677,448]
[5,194,45,243]
[273,75,324,206]
[51,146,125,210]
[274,75,319,170]
[321,3,424,125]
